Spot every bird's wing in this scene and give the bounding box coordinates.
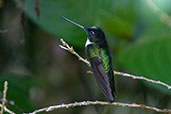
[100,49,116,97]
[90,57,114,102]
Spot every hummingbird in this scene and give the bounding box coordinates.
[61,16,116,102]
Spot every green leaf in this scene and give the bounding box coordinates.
[103,0,136,39]
[0,73,34,113]
[13,0,136,48]
[104,15,133,39]
[118,36,171,94]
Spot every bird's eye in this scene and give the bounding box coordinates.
[90,31,95,35]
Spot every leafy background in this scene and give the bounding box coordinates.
[0,0,171,114]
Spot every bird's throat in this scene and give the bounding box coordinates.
[85,38,94,47]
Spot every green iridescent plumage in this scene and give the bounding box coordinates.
[101,49,110,73]
[87,45,110,73]
[87,44,100,58]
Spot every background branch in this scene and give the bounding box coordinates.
[28,100,171,114]
[1,81,8,114]
[0,104,15,114]
[0,81,15,114]
[60,39,171,90]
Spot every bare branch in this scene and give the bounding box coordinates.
[59,39,90,66]
[0,104,15,114]
[114,71,171,89]
[1,81,8,114]
[0,81,15,114]
[60,39,171,90]
[27,100,171,114]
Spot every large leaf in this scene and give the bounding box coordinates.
[103,0,136,39]
[118,36,171,94]
[14,0,136,48]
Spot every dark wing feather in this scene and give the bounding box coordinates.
[90,57,114,102]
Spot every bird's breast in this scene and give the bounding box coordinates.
[86,44,100,59]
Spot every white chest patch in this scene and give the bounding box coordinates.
[85,38,94,47]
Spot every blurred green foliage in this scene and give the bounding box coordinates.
[0,0,171,113]
[14,0,137,47]
[0,73,34,113]
[118,36,171,94]
[13,0,171,93]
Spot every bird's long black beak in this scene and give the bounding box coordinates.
[61,16,88,32]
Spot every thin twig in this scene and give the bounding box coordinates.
[27,100,171,114]
[0,104,15,114]
[59,39,90,66]
[0,98,23,113]
[60,39,171,90]
[114,71,171,89]
[0,81,15,114]
[1,81,8,114]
